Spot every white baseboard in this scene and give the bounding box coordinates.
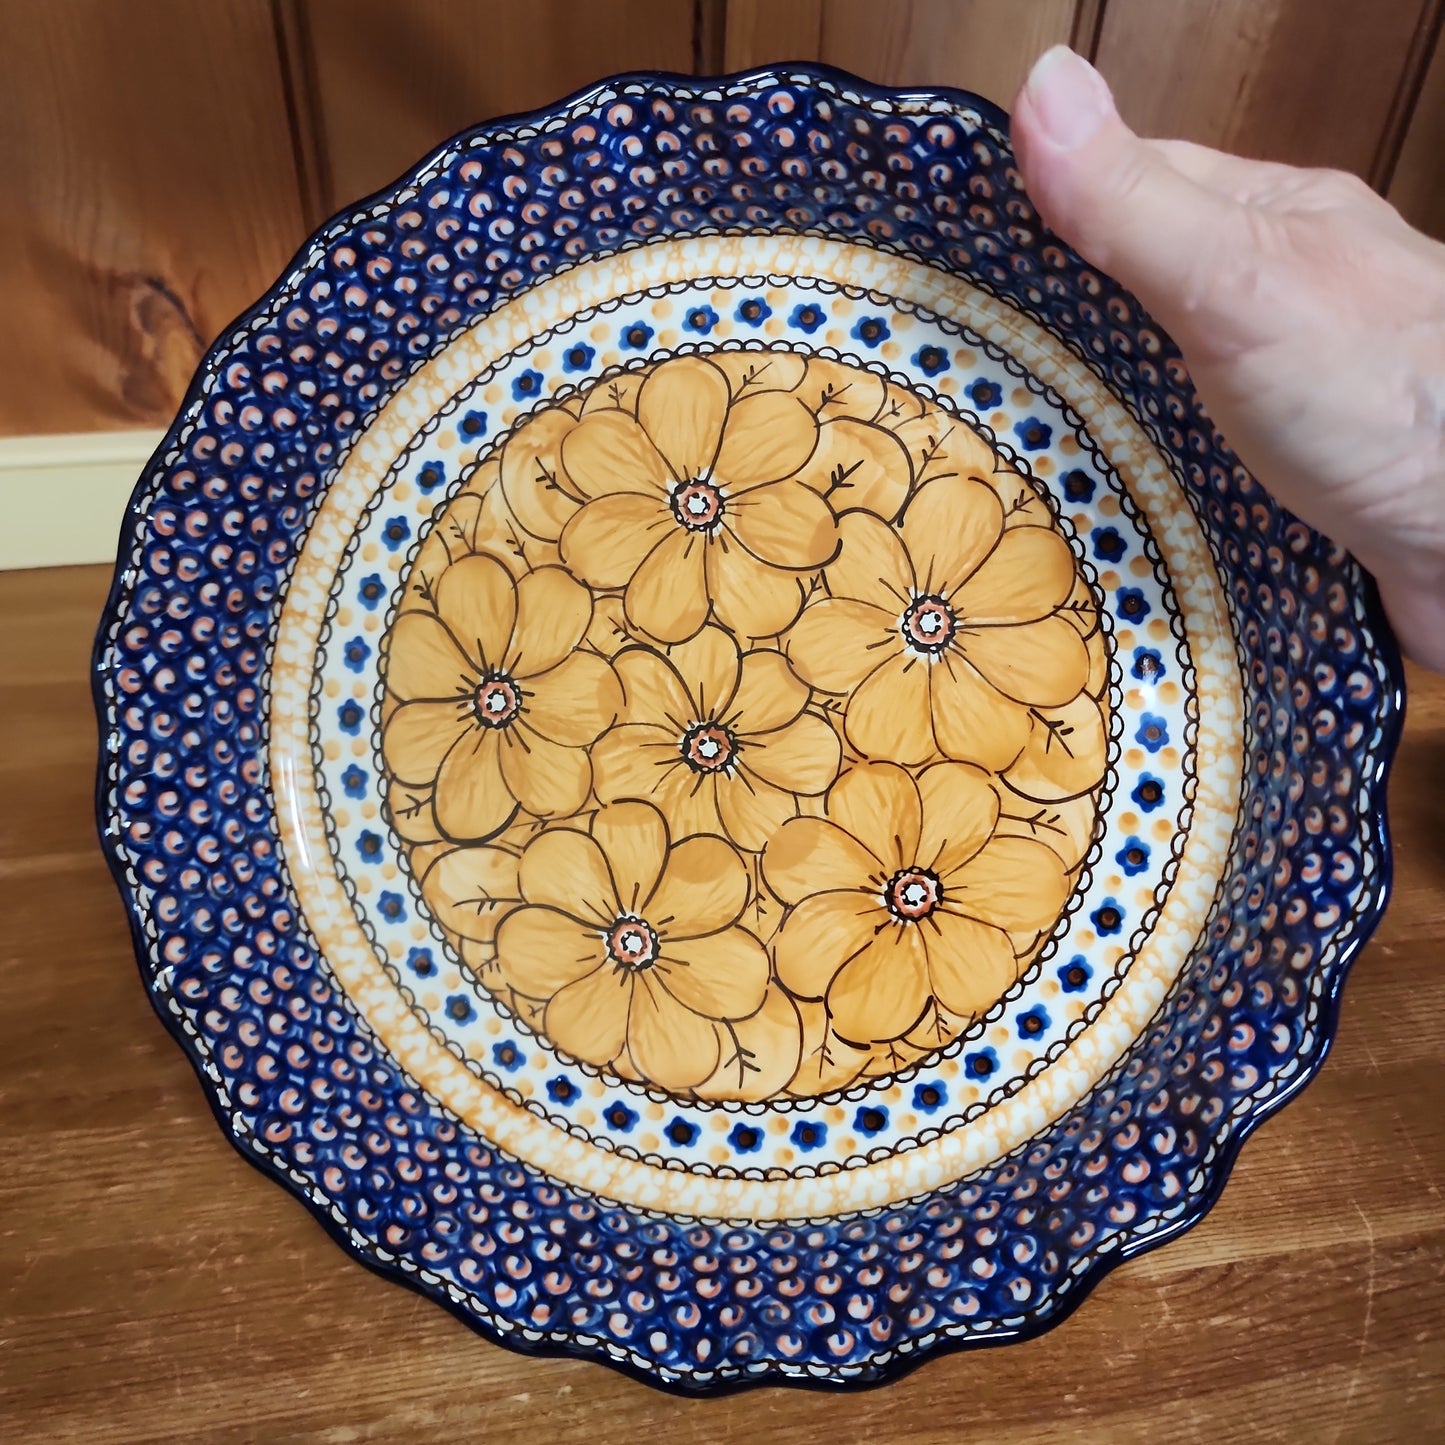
[0,429,166,570]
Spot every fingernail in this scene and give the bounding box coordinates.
[1024,46,1114,150]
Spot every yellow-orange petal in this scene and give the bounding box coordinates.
[522,651,622,746]
[826,761,922,873]
[845,652,935,766]
[899,476,1004,593]
[386,776,440,843]
[657,926,770,1019]
[714,391,818,489]
[716,771,798,852]
[434,727,516,841]
[559,491,673,589]
[626,528,709,643]
[385,611,475,702]
[1003,692,1108,802]
[627,973,720,1089]
[591,800,669,915]
[893,411,996,486]
[797,417,911,519]
[771,889,878,998]
[956,615,1090,707]
[647,834,749,938]
[695,985,804,1102]
[826,927,931,1044]
[784,597,898,693]
[500,406,579,539]
[743,710,841,794]
[424,845,521,942]
[590,724,724,838]
[711,350,807,397]
[929,653,1032,771]
[667,624,740,721]
[509,566,592,677]
[560,410,670,502]
[546,964,632,1066]
[915,762,1000,877]
[799,357,886,422]
[950,836,1071,933]
[579,370,644,416]
[518,824,619,922]
[614,647,693,728]
[382,700,471,786]
[923,911,1018,1018]
[499,725,591,821]
[823,511,913,613]
[635,355,730,481]
[705,535,808,641]
[725,479,837,569]
[495,904,603,995]
[955,526,1078,622]
[762,816,881,905]
[434,553,517,673]
[727,648,809,733]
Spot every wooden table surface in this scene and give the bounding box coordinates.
[2,564,1442,1443]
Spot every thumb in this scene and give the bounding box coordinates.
[1011,47,1238,330]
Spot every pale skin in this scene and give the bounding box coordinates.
[1011,46,1445,670]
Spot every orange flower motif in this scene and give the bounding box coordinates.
[785,477,1091,771]
[763,762,1070,1046]
[590,624,840,851]
[494,802,771,1089]
[382,554,622,841]
[556,355,836,643]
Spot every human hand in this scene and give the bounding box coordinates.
[1011,45,1445,669]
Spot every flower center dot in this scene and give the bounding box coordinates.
[605,914,660,970]
[473,674,521,728]
[884,866,942,922]
[671,479,725,531]
[901,594,957,656]
[680,721,737,774]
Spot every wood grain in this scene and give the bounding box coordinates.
[1094,0,1439,179]
[0,0,307,436]
[1391,22,1445,239]
[2,563,1442,1440]
[292,0,697,215]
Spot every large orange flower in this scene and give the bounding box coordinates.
[785,477,1090,771]
[382,554,622,841]
[762,762,1070,1047]
[556,355,835,643]
[494,802,771,1089]
[590,624,840,851]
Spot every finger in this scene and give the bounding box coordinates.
[1145,138,1303,203]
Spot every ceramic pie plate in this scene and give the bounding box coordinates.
[93,66,1403,1392]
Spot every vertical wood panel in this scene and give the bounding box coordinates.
[724,0,824,69]
[1095,0,1436,179]
[0,0,307,436]
[297,0,697,212]
[1390,25,1445,238]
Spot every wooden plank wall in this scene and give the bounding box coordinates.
[1,0,1441,439]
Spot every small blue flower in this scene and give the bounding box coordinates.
[1058,954,1092,993]
[511,369,544,402]
[561,341,595,373]
[416,459,446,494]
[1017,1004,1052,1040]
[357,830,383,861]
[1136,712,1169,753]
[621,320,655,349]
[666,1116,700,1147]
[377,890,406,922]
[1118,586,1151,622]
[1013,415,1053,450]
[341,764,367,800]
[459,408,488,439]
[1116,835,1151,876]
[853,1105,890,1136]
[338,700,364,735]
[382,516,411,551]
[850,315,890,347]
[964,1048,999,1080]
[734,297,771,326]
[604,1101,638,1131]
[492,1040,523,1072]
[1091,897,1124,937]
[912,344,950,376]
[358,573,387,610]
[683,305,719,335]
[728,1122,763,1153]
[1091,526,1126,563]
[966,377,1002,409]
[789,302,827,334]
[790,1119,828,1151]
[406,946,435,977]
[1132,772,1167,813]
[343,636,371,674]
[1132,647,1166,682]
[546,1076,578,1105]
[445,993,476,1024]
[1061,468,1095,503]
[912,1080,946,1114]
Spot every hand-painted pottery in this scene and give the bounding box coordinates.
[93,66,1403,1392]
